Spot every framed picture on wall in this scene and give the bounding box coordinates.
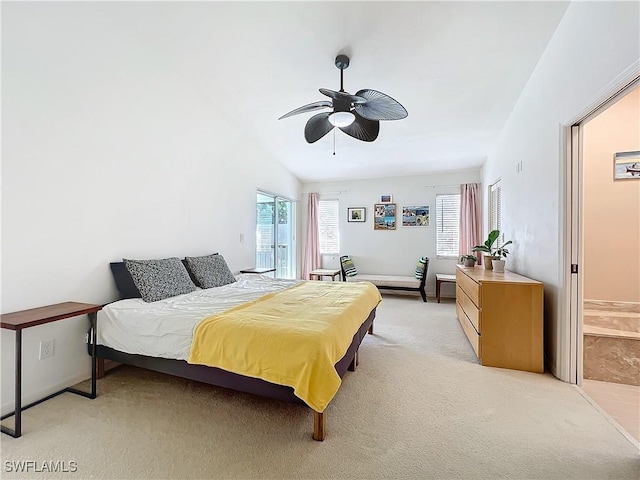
[380,194,393,203]
[347,207,366,222]
[374,203,396,230]
[614,151,640,180]
[402,205,430,227]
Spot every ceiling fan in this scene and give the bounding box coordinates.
[278,55,408,143]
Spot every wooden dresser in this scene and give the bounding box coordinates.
[456,265,544,373]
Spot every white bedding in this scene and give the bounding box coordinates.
[97,274,301,360]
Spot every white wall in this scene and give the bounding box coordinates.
[1,4,301,413]
[480,1,639,380]
[303,170,481,297]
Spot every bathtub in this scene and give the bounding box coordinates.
[583,301,640,386]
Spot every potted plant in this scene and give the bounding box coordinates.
[472,230,501,270]
[492,239,513,273]
[459,254,478,267]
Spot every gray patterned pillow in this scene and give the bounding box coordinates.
[184,254,237,289]
[124,257,197,303]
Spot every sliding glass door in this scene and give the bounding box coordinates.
[256,192,276,272]
[256,191,296,279]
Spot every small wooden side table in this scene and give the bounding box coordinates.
[435,274,457,303]
[309,269,342,281]
[0,302,102,438]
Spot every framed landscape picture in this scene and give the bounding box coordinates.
[614,151,640,180]
[380,194,393,203]
[347,207,366,222]
[374,203,396,230]
[402,205,430,227]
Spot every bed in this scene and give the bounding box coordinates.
[96,261,381,441]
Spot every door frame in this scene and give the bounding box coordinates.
[256,189,297,279]
[562,69,639,385]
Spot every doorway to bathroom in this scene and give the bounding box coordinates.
[568,79,639,444]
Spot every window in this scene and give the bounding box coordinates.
[489,179,502,240]
[318,199,339,254]
[436,194,461,258]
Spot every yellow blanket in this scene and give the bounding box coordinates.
[188,281,381,412]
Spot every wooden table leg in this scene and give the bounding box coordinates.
[436,279,441,303]
[313,411,326,441]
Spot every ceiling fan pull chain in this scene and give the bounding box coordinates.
[333,128,336,155]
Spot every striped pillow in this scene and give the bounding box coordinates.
[341,256,358,277]
[415,257,427,280]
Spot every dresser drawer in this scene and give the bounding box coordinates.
[456,300,480,358]
[456,270,480,307]
[456,285,481,333]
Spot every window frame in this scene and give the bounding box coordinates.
[435,193,461,259]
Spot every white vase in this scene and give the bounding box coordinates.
[493,259,506,273]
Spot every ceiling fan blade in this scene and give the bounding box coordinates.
[339,112,379,142]
[354,89,408,121]
[304,113,334,143]
[319,88,367,104]
[278,101,333,120]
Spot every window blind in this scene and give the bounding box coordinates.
[436,194,461,258]
[318,199,340,254]
[489,180,502,240]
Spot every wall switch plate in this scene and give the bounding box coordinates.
[39,339,55,359]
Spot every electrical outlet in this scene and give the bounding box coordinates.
[39,339,55,360]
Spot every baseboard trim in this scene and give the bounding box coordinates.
[1,372,90,416]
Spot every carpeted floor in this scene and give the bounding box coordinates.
[1,295,638,479]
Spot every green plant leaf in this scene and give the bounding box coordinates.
[487,230,500,246]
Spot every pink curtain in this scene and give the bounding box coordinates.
[459,183,482,264]
[302,193,321,279]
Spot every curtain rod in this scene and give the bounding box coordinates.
[424,184,460,188]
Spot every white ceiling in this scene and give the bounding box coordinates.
[112,1,570,183]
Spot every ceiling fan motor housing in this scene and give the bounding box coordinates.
[333,98,352,113]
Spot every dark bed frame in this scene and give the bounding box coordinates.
[96,308,376,441]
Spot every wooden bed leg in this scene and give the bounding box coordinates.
[97,358,106,379]
[348,350,358,371]
[356,349,360,367]
[313,411,326,441]
[368,322,374,335]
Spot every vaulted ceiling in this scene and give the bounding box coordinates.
[201,1,570,182]
[35,2,572,183]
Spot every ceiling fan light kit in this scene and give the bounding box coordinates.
[328,111,355,127]
[279,55,407,144]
